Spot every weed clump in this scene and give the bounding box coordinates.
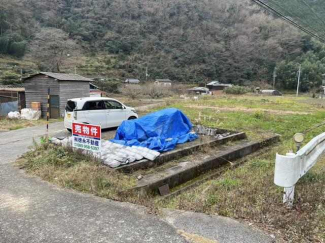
[224,86,251,95]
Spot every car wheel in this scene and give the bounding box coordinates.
[67,128,72,132]
[128,116,137,120]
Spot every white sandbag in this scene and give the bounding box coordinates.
[143,152,156,161]
[132,147,160,161]
[61,137,72,147]
[127,157,136,163]
[8,111,21,119]
[20,108,41,120]
[104,159,121,168]
[50,137,61,145]
[101,150,110,156]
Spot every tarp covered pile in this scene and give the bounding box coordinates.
[111,108,198,152]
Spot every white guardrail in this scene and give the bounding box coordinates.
[274,132,325,206]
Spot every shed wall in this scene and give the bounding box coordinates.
[59,81,90,116]
[24,75,60,117]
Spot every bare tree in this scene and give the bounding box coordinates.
[27,28,78,72]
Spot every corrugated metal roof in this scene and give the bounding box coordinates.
[188,87,209,92]
[207,81,232,87]
[0,85,25,92]
[125,79,140,83]
[24,72,93,82]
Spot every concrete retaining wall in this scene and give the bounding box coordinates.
[135,135,280,195]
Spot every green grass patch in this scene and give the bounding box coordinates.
[158,95,325,242]
[184,94,321,113]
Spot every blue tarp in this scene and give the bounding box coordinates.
[111,108,198,152]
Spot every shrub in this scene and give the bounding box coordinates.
[119,85,142,99]
[1,71,22,85]
[224,85,251,95]
[142,84,172,99]
[119,84,172,99]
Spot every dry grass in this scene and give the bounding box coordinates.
[0,118,62,131]
[164,149,325,242]
[0,118,45,131]
[119,83,178,100]
[16,142,157,206]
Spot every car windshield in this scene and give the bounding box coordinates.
[65,100,76,112]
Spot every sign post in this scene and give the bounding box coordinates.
[72,123,101,154]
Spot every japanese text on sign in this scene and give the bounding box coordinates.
[72,123,101,153]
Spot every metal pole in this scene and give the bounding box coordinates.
[47,88,50,136]
[273,67,277,89]
[296,65,301,97]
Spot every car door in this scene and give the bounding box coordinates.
[83,100,107,128]
[105,100,127,127]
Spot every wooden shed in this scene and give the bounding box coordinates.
[0,85,26,110]
[206,81,232,95]
[24,72,92,118]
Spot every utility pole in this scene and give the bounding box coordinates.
[273,66,277,89]
[145,66,149,82]
[296,65,301,97]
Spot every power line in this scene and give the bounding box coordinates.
[264,0,325,39]
[251,0,325,42]
[300,0,325,34]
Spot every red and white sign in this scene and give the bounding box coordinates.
[72,123,101,139]
[72,123,101,153]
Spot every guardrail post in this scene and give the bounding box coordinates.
[275,133,325,207]
[282,152,296,207]
[283,186,295,206]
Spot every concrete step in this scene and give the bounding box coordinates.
[134,135,280,195]
[117,131,247,173]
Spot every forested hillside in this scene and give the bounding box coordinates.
[1,0,325,90]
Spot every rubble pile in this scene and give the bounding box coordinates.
[193,125,231,139]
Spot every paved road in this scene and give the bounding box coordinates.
[0,122,274,243]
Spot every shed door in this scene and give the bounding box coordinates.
[50,95,60,119]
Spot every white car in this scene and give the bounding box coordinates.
[64,97,138,131]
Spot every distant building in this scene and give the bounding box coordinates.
[155,79,172,86]
[260,90,282,96]
[206,81,232,95]
[124,78,140,84]
[89,83,107,97]
[24,72,92,118]
[187,87,210,95]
